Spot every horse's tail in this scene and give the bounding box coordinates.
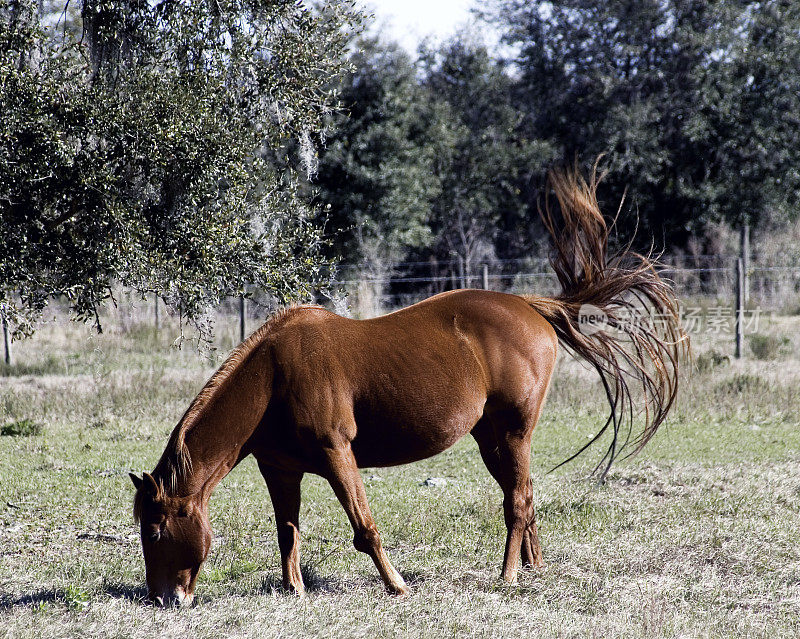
[522,161,688,479]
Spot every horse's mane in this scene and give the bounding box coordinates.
[151,305,322,499]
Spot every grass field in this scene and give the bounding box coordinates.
[1,309,799,638]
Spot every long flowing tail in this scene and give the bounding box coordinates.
[522,162,688,479]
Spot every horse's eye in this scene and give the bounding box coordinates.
[149,530,161,543]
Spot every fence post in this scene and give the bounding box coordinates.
[239,294,246,343]
[153,293,160,329]
[458,255,466,289]
[740,224,750,303]
[735,257,744,359]
[482,263,489,290]
[1,306,10,366]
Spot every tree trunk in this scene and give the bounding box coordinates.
[8,0,42,72]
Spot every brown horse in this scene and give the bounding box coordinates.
[129,165,685,606]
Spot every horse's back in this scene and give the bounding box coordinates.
[370,289,558,400]
[267,290,556,386]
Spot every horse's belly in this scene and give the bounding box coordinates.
[350,393,484,467]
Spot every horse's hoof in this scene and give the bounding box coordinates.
[501,571,519,584]
[282,580,305,597]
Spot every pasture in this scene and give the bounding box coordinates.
[1,312,799,638]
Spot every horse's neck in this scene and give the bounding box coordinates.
[162,346,273,499]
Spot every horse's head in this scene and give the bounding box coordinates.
[129,472,211,607]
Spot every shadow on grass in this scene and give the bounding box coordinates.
[253,563,429,598]
[254,563,347,596]
[398,570,429,588]
[103,582,149,602]
[0,568,437,611]
[0,582,148,611]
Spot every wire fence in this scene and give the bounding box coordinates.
[331,255,800,314]
[6,255,800,366]
[321,255,800,360]
[86,256,800,327]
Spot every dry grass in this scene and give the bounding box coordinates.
[1,312,799,638]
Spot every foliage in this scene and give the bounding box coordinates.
[313,37,445,270]
[715,372,770,396]
[314,34,556,282]
[748,333,792,360]
[694,349,729,373]
[314,3,800,283]
[482,0,800,246]
[61,584,91,611]
[5,1,800,327]
[0,417,42,436]
[418,38,555,265]
[0,0,360,337]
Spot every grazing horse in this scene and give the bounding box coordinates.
[130,165,685,606]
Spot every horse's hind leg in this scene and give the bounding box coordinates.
[321,444,409,595]
[258,462,305,595]
[472,413,543,582]
[520,484,543,569]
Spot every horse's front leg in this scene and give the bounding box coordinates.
[321,444,409,595]
[258,462,305,595]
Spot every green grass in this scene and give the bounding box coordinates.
[749,333,793,360]
[1,316,799,637]
[0,418,42,437]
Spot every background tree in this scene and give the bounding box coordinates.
[7,0,799,326]
[418,36,554,273]
[312,37,449,312]
[483,0,800,247]
[0,0,359,337]
[314,34,555,306]
[314,38,446,264]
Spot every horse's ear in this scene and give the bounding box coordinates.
[143,472,160,497]
[129,473,143,490]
